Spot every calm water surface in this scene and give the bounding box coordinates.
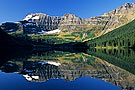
[0,71,120,90]
[0,49,135,90]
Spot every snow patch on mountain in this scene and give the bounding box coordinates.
[38,29,60,34]
[23,15,40,21]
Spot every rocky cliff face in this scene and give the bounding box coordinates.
[23,13,61,31]
[23,13,109,32]
[59,14,109,32]
[22,3,135,35]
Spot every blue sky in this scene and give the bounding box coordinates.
[0,0,135,24]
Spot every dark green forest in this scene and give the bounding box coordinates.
[86,48,135,74]
[85,20,135,49]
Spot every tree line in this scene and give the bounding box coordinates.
[85,20,135,48]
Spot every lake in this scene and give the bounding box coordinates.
[0,49,135,90]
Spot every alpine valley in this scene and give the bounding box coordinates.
[1,3,135,90]
[1,3,135,46]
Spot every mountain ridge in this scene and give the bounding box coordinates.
[22,3,135,34]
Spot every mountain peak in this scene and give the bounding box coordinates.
[63,13,78,18]
[123,3,135,8]
[116,3,135,11]
[23,13,50,21]
[103,3,135,16]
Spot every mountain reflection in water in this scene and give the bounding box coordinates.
[0,49,135,90]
